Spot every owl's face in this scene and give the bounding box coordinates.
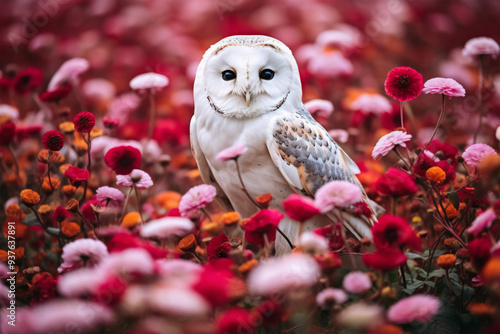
[198,36,301,118]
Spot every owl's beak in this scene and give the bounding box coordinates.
[245,90,252,107]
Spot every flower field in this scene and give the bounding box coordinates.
[1,0,500,333]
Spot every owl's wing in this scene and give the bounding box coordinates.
[266,109,376,239]
[190,116,235,212]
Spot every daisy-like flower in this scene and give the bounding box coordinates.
[11,67,43,96]
[350,93,392,115]
[129,72,169,91]
[467,209,496,236]
[372,130,412,160]
[116,169,153,189]
[41,130,64,151]
[73,111,96,133]
[95,186,125,207]
[375,167,418,197]
[423,77,466,98]
[462,37,500,59]
[178,184,217,217]
[384,66,423,102]
[244,209,284,247]
[316,288,349,307]
[462,143,496,167]
[216,143,248,161]
[48,57,89,91]
[248,253,320,295]
[342,271,372,294]
[104,145,142,175]
[387,295,440,323]
[58,239,109,272]
[140,217,194,239]
[304,99,334,118]
[314,180,362,213]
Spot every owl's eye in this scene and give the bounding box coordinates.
[222,70,236,81]
[260,69,275,80]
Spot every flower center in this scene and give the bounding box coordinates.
[397,75,410,88]
[384,227,399,244]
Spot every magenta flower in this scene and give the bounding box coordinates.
[129,72,169,91]
[384,66,423,102]
[178,184,217,217]
[423,77,465,98]
[48,58,90,90]
[350,93,392,115]
[140,217,194,239]
[462,37,500,59]
[95,186,125,207]
[387,295,440,323]
[316,288,348,307]
[462,143,496,167]
[282,194,321,223]
[58,239,109,272]
[57,267,108,297]
[304,99,334,118]
[116,169,153,189]
[467,209,496,236]
[216,143,248,161]
[372,131,412,160]
[342,271,372,294]
[314,180,362,213]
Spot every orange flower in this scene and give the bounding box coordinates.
[61,221,81,237]
[369,324,404,334]
[5,203,23,218]
[467,303,495,317]
[0,247,26,261]
[444,238,460,251]
[426,166,446,184]
[121,212,141,228]
[2,218,29,239]
[64,198,79,213]
[437,254,457,270]
[201,220,223,235]
[38,149,65,164]
[482,257,500,286]
[42,176,60,193]
[38,204,52,215]
[90,126,103,139]
[20,189,40,206]
[220,212,241,226]
[59,121,75,134]
[62,185,77,196]
[256,193,273,208]
[239,259,258,274]
[155,191,182,210]
[187,169,201,180]
[178,234,197,252]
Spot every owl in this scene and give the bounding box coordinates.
[191,35,378,254]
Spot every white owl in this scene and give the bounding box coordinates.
[191,35,377,254]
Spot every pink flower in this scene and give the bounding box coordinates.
[462,37,500,59]
[462,143,496,167]
[178,184,217,217]
[298,232,329,254]
[282,194,321,223]
[350,93,392,115]
[372,131,412,160]
[304,99,334,118]
[248,253,320,295]
[21,300,114,333]
[58,239,109,272]
[308,51,354,77]
[116,169,153,189]
[129,72,169,91]
[48,58,90,90]
[215,143,248,161]
[140,217,194,239]
[108,92,141,119]
[314,181,362,213]
[423,77,466,98]
[342,271,372,294]
[100,248,156,278]
[0,105,19,120]
[467,209,496,236]
[156,259,203,287]
[316,29,360,51]
[57,267,108,297]
[316,288,348,307]
[328,129,349,143]
[387,295,440,323]
[95,186,125,207]
[149,286,210,317]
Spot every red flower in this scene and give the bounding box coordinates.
[106,233,170,259]
[39,85,72,103]
[282,194,320,223]
[352,201,373,219]
[29,272,56,305]
[53,205,71,223]
[207,232,232,262]
[94,275,127,306]
[313,224,343,251]
[192,259,237,308]
[104,145,142,175]
[73,111,95,133]
[468,236,493,271]
[243,209,284,247]
[11,67,43,96]
[81,198,99,222]
[375,167,418,197]
[253,300,284,328]
[216,307,256,334]
[362,248,407,270]
[102,117,119,130]
[426,139,459,166]
[384,66,423,102]
[0,121,16,145]
[65,165,90,187]
[412,154,456,184]
[42,130,65,151]
[371,214,421,251]
[16,125,42,142]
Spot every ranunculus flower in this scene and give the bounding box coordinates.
[372,131,412,160]
[41,130,64,151]
[95,186,125,207]
[362,248,407,271]
[282,194,321,222]
[343,271,372,294]
[104,145,142,175]
[207,232,232,262]
[73,111,96,133]
[337,303,384,329]
[371,214,421,251]
[65,165,90,187]
[178,184,217,217]
[58,239,109,272]
[243,209,284,247]
[462,143,496,168]
[384,66,423,102]
[116,169,153,189]
[422,77,466,98]
[467,209,496,236]
[375,167,418,197]
[387,295,440,323]
[314,181,362,213]
[11,67,43,96]
[215,307,256,334]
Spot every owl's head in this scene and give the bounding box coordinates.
[194,35,302,118]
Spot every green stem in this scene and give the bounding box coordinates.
[473,55,485,143]
[147,89,155,141]
[422,94,445,153]
[400,101,404,129]
[119,187,134,224]
[134,185,145,225]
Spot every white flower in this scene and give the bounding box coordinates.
[140,217,194,239]
[130,72,169,90]
[0,105,19,120]
[298,232,329,254]
[149,286,210,317]
[48,58,89,90]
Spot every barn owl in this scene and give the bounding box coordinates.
[191,35,377,254]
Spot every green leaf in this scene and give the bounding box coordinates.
[403,280,424,294]
[448,191,460,210]
[409,302,461,334]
